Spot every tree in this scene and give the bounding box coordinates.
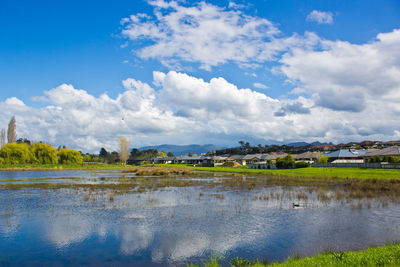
[0,129,5,148]
[0,143,32,164]
[130,148,140,158]
[16,138,31,145]
[30,143,58,164]
[99,147,108,158]
[58,149,83,164]
[118,136,130,164]
[167,152,174,157]
[276,154,296,169]
[317,156,329,163]
[7,116,17,144]
[157,151,167,157]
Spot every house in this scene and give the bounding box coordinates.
[262,152,288,161]
[230,155,246,165]
[173,156,204,165]
[212,156,233,166]
[292,151,321,163]
[241,154,263,165]
[154,156,175,164]
[364,146,400,161]
[324,149,367,163]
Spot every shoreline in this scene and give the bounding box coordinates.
[1,164,400,180]
[189,243,400,266]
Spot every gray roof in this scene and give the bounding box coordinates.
[230,155,245,160]
[242,154,263,160]
[174,156,204,160]
[262,153,287,160]
[292,151,320,159]
[325,149,367,158]
[364,146,400,157]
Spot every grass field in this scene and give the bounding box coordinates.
[188,243,400,267]
[1,163,400,180]
[0,163,127,171]
[154,164,400,180]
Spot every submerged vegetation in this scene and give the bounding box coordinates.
[188,243,400,266]
[2,167,400,204]
[2,166,400,266]
[155,164,400,180]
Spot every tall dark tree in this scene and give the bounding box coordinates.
[99,147,108,158]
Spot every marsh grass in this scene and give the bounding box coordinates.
[189,243,400,267]
[155,164,400,180]
[3,167,400,203]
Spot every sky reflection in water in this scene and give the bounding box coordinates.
[1,171,400,266]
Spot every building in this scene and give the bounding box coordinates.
[292,151,321,163]
[364,146,400,161]
[324,149,367,163]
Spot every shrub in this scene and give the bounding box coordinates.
[0,143,33,164]
[276,154,296,169]
[318,156,329,163]
[30,143,58,164]
[295,161,309,168]
[387,156,400,163]
[58,149,83,164]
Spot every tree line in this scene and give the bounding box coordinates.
[0,116,83,165]
[0,143,83,165]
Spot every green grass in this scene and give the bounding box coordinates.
[3,163,400,180]
[189,243,400,267]
[0,163,128,170]
[155,164,400,180]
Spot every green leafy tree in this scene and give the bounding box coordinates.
[0,143,32,164]
[83,155,92,162]
[167,152,174,157]
[30,143,58,164]
[276,154,296,169]
[157,151,167,157]
[317,156,329,163]
[58,148,83,164]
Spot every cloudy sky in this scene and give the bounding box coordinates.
[1,0,399,152]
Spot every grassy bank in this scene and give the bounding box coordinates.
[0,163,130,171]
[1,163,400,180]
[189,243,400,267]
[155,164,400,180]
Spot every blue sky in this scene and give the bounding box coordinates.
[1,0,400,152]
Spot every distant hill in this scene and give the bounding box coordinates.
[139,144,223,156]
[286,141,333,147]
[286,142,309,147]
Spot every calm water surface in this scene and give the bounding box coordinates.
[1,170,400,266]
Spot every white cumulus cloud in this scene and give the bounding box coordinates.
[306,10,334,24]
[253,82,269,89]
[121,0,321,70]
[280,29,400,112]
